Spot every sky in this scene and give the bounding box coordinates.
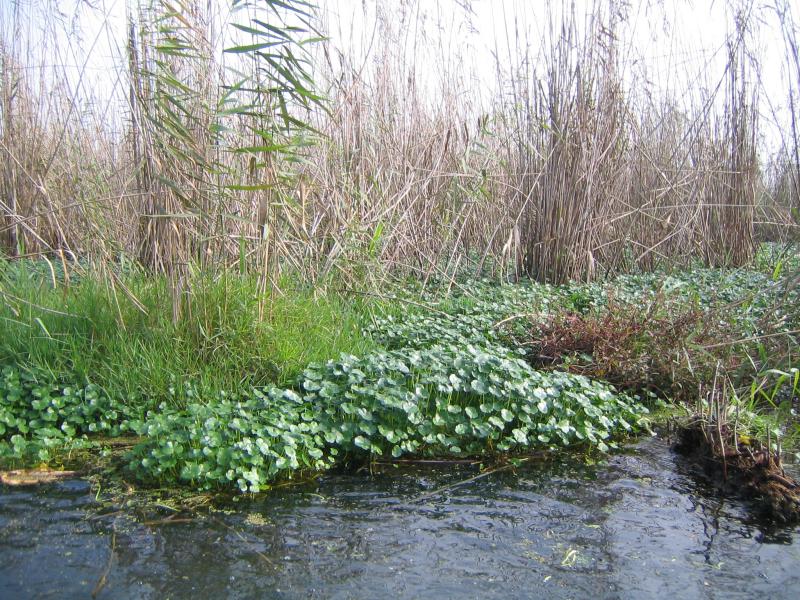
[1,0,797,154]
[323,0,796,153]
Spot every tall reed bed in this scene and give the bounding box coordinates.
[0,0,795,297]
[764,0,800,239]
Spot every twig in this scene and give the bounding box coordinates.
[375,458,478,465]
[493,313,536,329]
[141,517,195,526]
[92,531,115,598]
[207,516,276,568]
[407,460,527,503]
[702,329,800,350]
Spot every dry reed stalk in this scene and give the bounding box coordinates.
[0,0,789,293]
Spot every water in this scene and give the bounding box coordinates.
[1,437,798,599]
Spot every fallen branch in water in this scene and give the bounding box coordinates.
[0,468,80,486]
[91,531,115,598]
[141,517,196,526]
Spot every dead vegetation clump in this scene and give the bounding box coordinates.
[523,286,800,522]
[527,295,743,401]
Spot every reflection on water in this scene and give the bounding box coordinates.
[1,437,798,599]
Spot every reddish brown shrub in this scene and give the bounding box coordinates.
[527,295,744,400]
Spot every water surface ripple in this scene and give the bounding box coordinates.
[1,437,798,599]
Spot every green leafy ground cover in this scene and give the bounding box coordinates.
[1,243,797,492]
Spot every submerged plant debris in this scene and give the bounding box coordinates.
[675,421,800,523]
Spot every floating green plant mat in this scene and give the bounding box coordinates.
[0,366,139,463]
[0,305,648,492]
[125,343,645,492]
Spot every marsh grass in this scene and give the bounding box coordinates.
[0,258,652,488]
[0,260,378,404]
[1,251,796,493]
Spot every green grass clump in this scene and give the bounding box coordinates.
[754,242,800,276]
[0,260,377,404]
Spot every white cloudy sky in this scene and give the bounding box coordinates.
[2,0,797,152]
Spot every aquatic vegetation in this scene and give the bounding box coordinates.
[4,255,797,493]
[124,344,645,492]
[0,366,137,462]
[125,388,332,493]
[0,264,652,490]
[306,345,644,455]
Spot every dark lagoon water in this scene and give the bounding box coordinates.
[1,436,798,599]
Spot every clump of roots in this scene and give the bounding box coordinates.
[673,400,800,524]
